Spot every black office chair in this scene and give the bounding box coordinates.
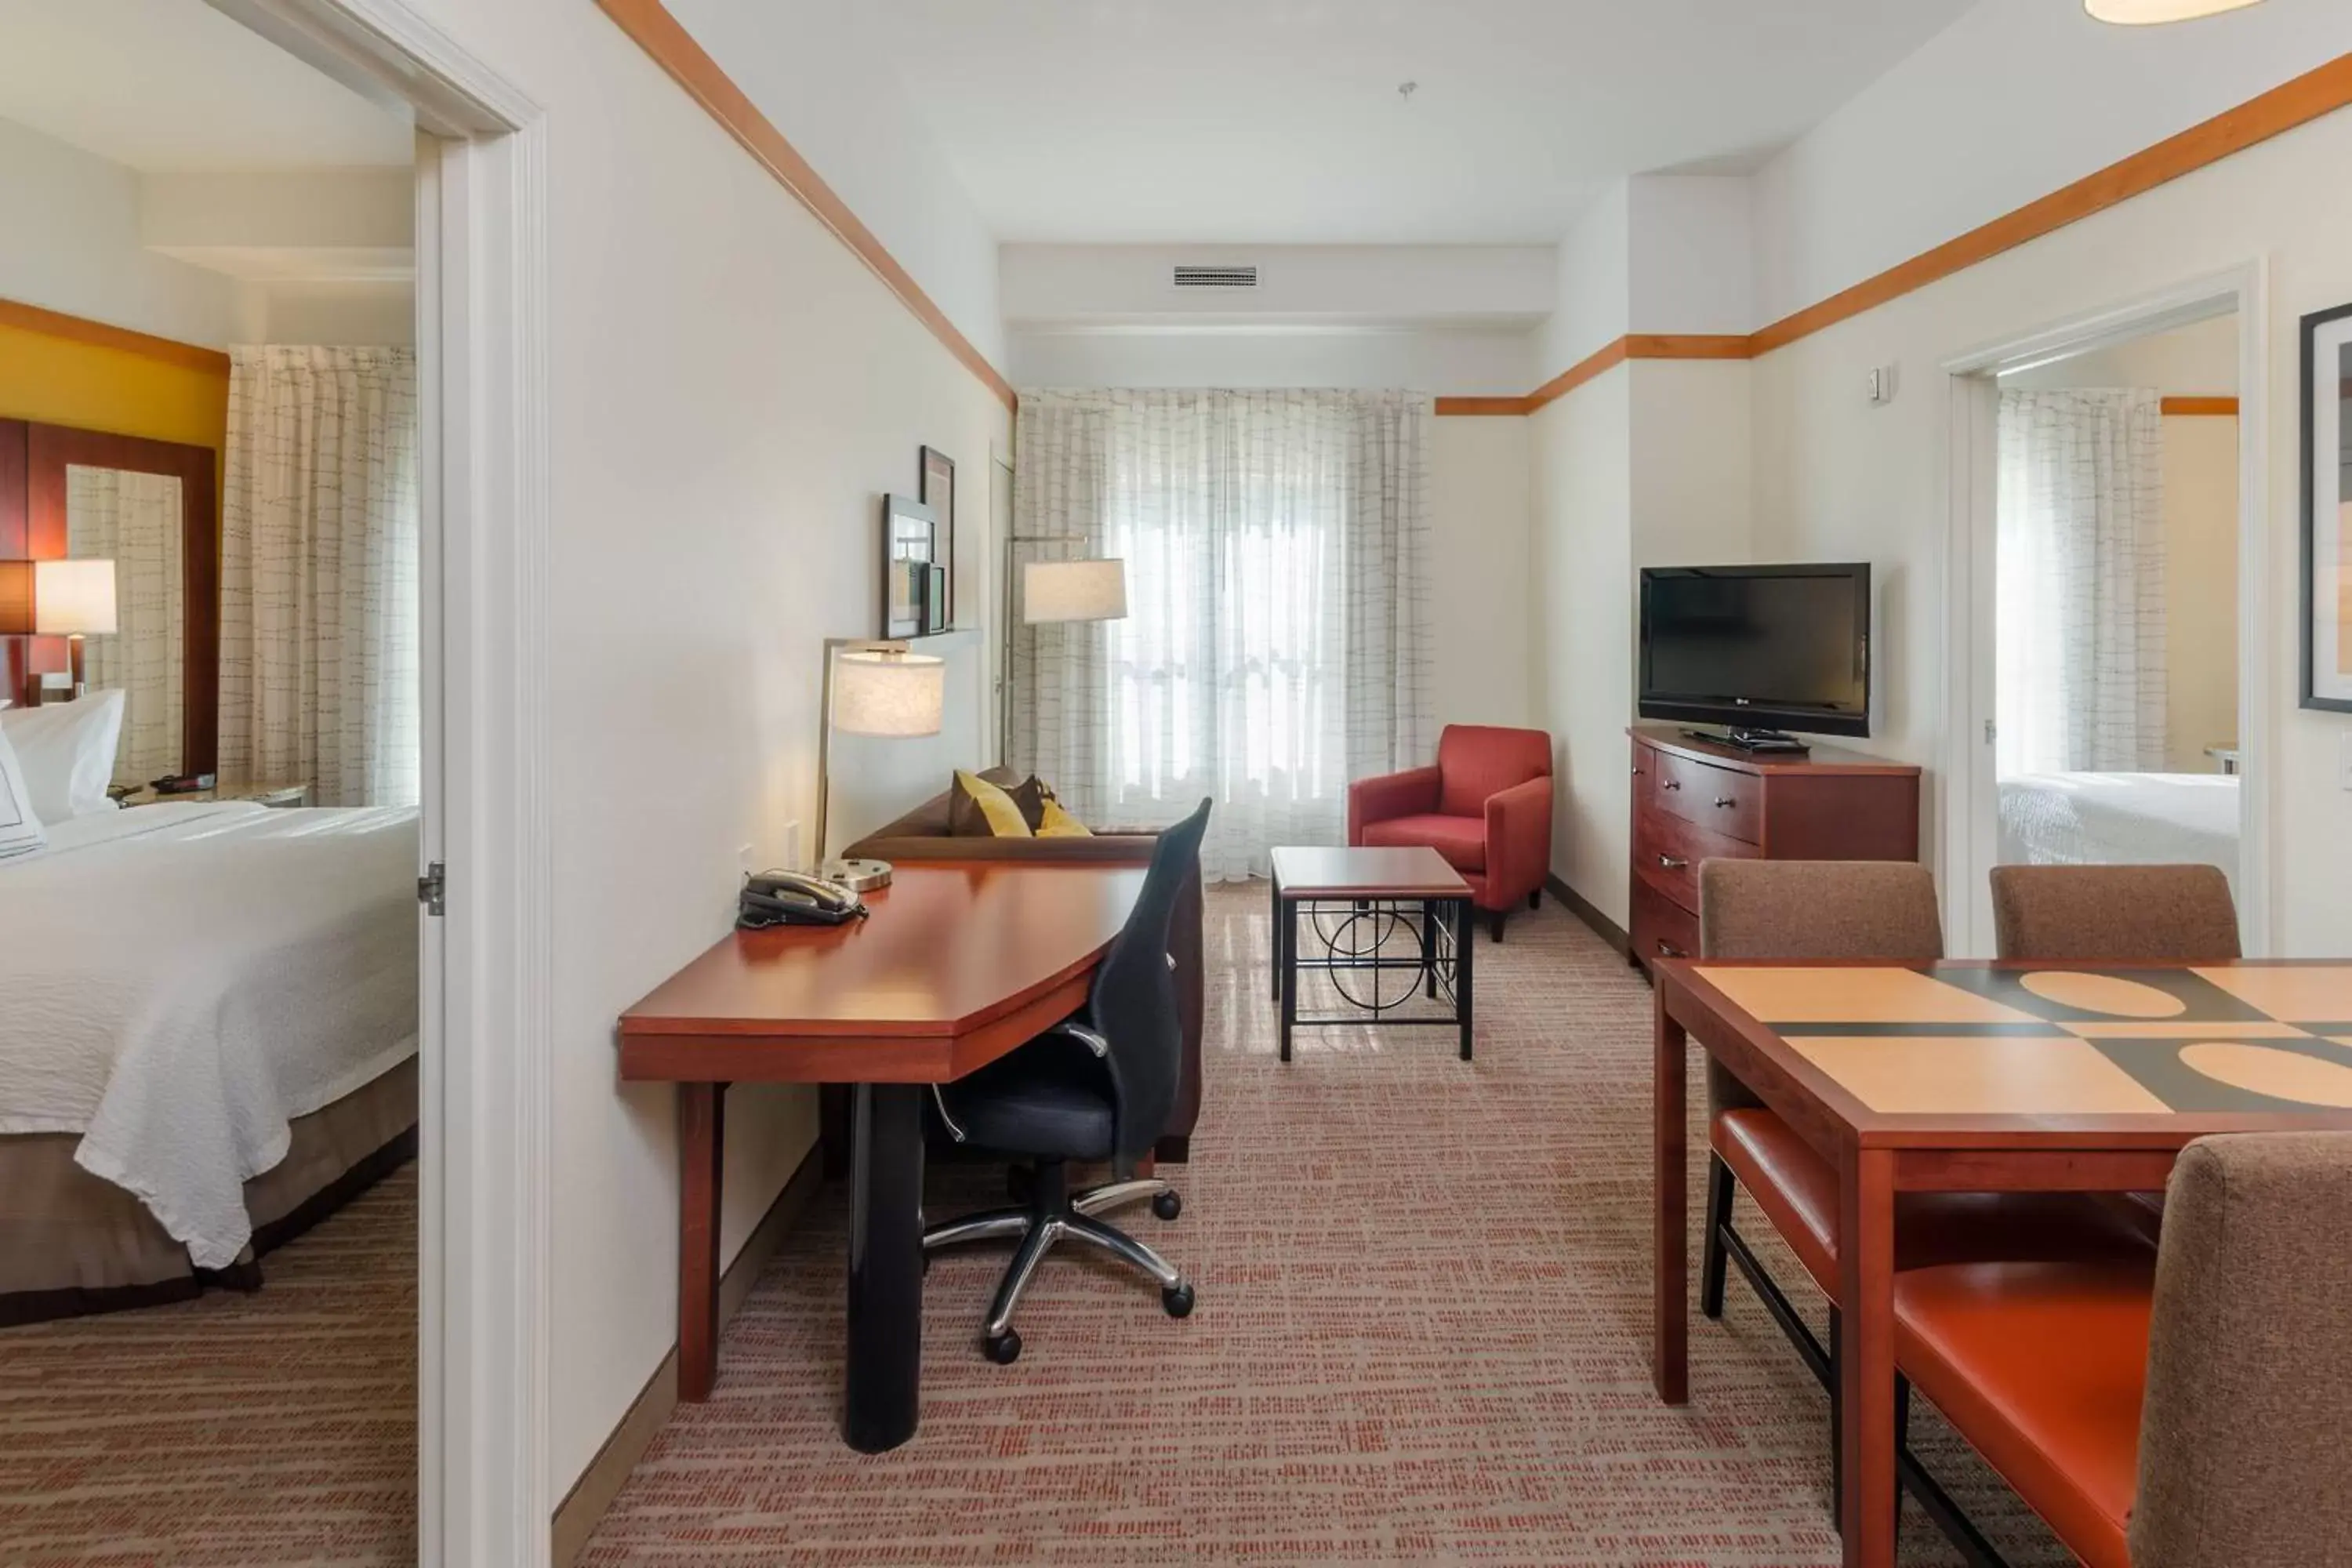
[921,797,1212,1363]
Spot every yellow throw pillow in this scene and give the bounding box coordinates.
[951,769,1033,837]
[1036,795,1092,838]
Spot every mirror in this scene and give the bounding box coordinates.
[65,465,184,785]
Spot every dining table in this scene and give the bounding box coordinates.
[1649,956,2352,1568]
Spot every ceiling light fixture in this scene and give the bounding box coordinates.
[2085,0,2264,24]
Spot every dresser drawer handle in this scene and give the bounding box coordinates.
[1656,854,1688,870]
[1656,939,1688,959]
[1714,796,1737,808]
[1661,779,1682,792]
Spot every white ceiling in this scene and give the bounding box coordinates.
[0,0,412,172]
[868,0,1978,244]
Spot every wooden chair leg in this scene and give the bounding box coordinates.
[1488,909,1505,942]
[1528,888,1541,910]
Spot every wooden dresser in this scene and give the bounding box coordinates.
[1628,725,1922,974]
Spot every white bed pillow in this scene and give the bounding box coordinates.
[0,724,45,861]
[0,688,125,821]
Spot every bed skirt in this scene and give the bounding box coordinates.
[0,1057,418,1327]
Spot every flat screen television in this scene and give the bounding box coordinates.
[1638,563,1872,748]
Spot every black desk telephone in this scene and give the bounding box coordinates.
[738,870,867,930]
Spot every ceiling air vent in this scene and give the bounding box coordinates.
[1173,264,1258,289]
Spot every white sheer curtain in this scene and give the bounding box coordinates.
[64,466,183,786]
[1995,388,2168,776]
[1011,388,1432,882]
[219,346,420,807]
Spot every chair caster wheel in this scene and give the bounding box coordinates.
[1161,1283,1195,1318]
[1152,1191,1181,1221]
[983,1330,1022,1364]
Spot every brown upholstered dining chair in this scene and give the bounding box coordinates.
[1890,1131,2352,1568]
[1696,859,2152,1524]
[1991,862,2243,1246]
[1988,863,2241,964]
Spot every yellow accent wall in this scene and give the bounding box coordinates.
[0,319,229,483]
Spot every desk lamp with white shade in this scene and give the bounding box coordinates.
[814,639,946,891]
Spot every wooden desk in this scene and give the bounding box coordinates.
[1650,958,2352,1568]
[619,862,1145,1452]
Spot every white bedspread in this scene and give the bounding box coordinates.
[1997,771,2240,893]
[0,801,419,1267]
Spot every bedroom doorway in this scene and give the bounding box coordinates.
[0,3,547,1566]
[1944,271,2270,956]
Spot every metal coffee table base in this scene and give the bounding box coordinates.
[1271,886,1474,1062]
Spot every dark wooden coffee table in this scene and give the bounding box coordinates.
[1269,845,1475,1062]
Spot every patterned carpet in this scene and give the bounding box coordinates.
[584,887,2073,1566]
[0,1166,416,1568]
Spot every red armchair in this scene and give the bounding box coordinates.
[1348,724,1554,941]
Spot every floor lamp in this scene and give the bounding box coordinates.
[998,550,1127,765]
[814,639,945,891]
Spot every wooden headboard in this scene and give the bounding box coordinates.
[0,419,220,774]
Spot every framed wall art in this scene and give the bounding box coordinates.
[919,445,955,626]
[2301,303,2352,711]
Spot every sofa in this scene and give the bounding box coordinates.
[843,768,1204,1163]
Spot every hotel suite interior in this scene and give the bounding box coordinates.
[4,0,2352,1566]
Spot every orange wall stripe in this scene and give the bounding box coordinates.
[1436,335,1757,416]
[1458,49,2352,417]
[2161,396,2240,416]
[0,298,229,379]
[1749,51,2352,357]
[1432,394,1530,416]
[597,0,1018,413]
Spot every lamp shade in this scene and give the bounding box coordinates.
[34,559,118,636]
[831,649,944,738]
[1022,557,1127,624]
[2085,0,2261,20]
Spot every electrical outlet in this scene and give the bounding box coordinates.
[738,843,756,880]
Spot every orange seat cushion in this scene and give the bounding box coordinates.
[1894,1261,2155,1568]
[1360,813,1486,873]
[1711,1109,2155,1298]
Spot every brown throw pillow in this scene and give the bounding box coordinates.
[949,771,1047,837]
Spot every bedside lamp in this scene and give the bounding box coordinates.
[814,640,946,891]
[34,558,118,700]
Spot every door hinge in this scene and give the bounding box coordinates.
[418,860,447,916]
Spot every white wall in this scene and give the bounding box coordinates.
[1627,176,1754,337]
[1430,417,1534,731]
[1540,184,1631,376]
[1000,243,1555,328]
[1529,366,1634,924]
[0,113,252,346]
[1005,327,1535,397]
[1750,104,2352,956]
[397,0,1011,1497]
[1751,0,2352,328]
[664,0,1003,366]
[255,280,416,347]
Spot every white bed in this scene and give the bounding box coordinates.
[0,800,419,1269]
[1997,771,2240,893]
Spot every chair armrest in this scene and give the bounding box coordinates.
[1483,774,1555,903]
[1347,766,1441,843]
